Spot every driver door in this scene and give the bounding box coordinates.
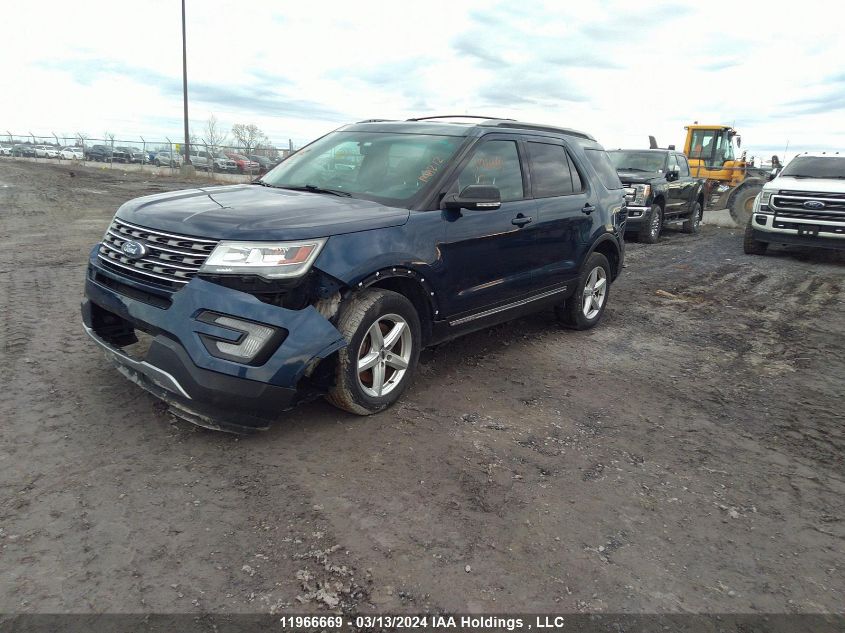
[437,137,539,318]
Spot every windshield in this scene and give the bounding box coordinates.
[608,151,666,172]
[780,156,845,179]
[261,131,464,205]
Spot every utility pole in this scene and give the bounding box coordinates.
[181,0,193,172]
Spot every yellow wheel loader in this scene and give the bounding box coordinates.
[651,124,771,225]
[682,124,771,225]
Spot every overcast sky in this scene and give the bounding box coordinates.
[2,0,843,160]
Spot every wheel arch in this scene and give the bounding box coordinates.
[585,235,622,281]
[355,268,438,345]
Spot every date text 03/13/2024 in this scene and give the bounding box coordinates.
[277,615,576,630]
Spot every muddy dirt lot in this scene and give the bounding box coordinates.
[0,159,843,615]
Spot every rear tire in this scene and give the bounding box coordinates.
[326,289,421,415]
[682,201,703,234]
[743,218,768,255]
[639,204,663,243]
[556,252,611,330]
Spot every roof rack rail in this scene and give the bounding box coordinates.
[356,118,397,123]
[489,121,595,141]
[406,115,516,122]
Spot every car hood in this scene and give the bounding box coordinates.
[767,176,845,194]
[115,184,410,241]
[617,170,663,184]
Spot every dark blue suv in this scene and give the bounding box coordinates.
[82,117,626,432]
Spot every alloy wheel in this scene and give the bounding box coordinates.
[357,313,413,398]
[582,267,608,320]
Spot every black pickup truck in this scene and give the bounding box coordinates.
[608,149,705,243]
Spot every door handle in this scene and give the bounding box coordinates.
[582,204,596,215]
[512,214,533,227]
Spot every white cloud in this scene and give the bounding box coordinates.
[1,0,843,160]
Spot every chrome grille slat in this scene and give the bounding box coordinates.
[98,256,190,285]
[97,218,219,288]
[106,228,211,257]
[113,217,218,243]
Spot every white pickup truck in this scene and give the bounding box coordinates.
[745,153,845,254]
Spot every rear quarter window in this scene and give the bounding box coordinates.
[584,149,623,190]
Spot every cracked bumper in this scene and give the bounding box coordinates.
[82,247,346,431]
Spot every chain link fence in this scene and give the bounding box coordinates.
[1,131,295,179]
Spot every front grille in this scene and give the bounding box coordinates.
[771,190,845,221]
[98,217,218,288]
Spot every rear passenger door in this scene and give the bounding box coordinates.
[665,153,684,214]
[675,154,695,212]
[526,139,593,291]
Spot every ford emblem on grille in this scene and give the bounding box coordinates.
[803,200,825,210]
[121,240,147,260]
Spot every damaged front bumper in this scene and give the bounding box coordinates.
[82,248,347,432]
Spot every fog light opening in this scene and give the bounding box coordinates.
[213,315,274,360]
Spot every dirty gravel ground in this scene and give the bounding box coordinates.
[0,159,842,615]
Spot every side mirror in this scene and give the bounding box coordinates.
[666,168,679,181]
[443,184,502,211]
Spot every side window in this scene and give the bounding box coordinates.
[456,140,524,202]
[527,142,574,197]
[677,154,690,177]
[667,153,679,173]
[584,149,623,190]
[689,130,716,162]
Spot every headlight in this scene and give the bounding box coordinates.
[755,190,774,215]
[200,239,326,279]
[633,184,651,206]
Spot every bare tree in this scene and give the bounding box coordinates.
[231,123,264,156]
[203,115,228,156]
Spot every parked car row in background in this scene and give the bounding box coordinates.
[1,141,285,174]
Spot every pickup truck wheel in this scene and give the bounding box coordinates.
[326,289,421,415]
[556,252,611,330]
[743,218,768,255]
[682,201,703,234]
[639,204,662,243]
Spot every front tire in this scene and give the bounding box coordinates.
[743,219,768,255]
[639,204,663,243]
[682,201,703,234]
[326,289,421,415]
[556,252,611,330]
